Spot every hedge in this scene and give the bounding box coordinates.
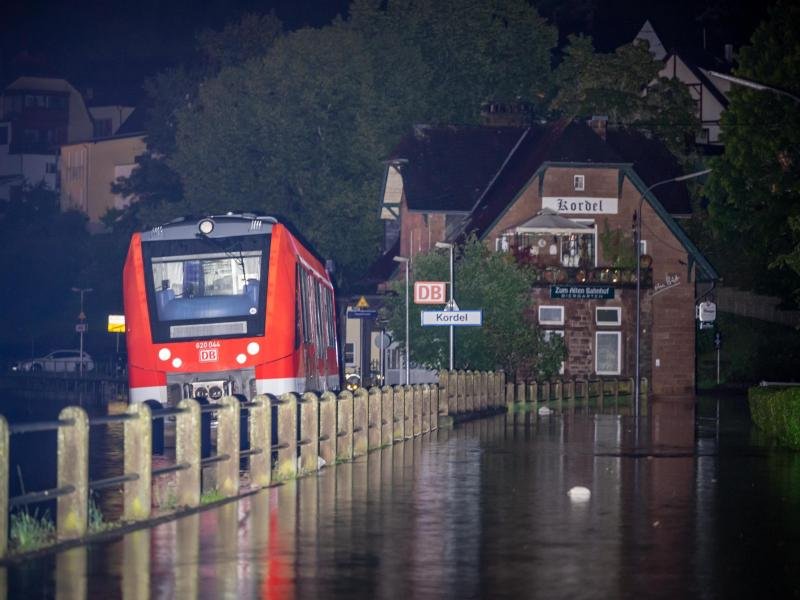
[748,386,800,449]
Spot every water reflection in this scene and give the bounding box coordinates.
[7,402,800,598]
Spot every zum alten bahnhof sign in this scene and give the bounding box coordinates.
[550,285,615,300]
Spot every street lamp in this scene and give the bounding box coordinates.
[71,287,93,376]
[435,241,455,371]
[393,256,410,385]
[708,71,800,104]
[634,169,711,419]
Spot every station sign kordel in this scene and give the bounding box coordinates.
[421,310,482,326]
[550,285,615,300]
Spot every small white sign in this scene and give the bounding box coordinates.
[414,281,447,304]
[421,310,483,326]
[542,196,618,215]
[698,300,717,323]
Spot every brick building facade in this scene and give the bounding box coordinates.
[377,119,717,398]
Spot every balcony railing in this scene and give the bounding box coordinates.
[506,247,652,288]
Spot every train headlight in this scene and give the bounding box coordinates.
[209,386,223,400]
[172,357,183,368]
[236,353,247,365]
[247,342,260,355]
[158,348,171,361]
[198,218,215,235]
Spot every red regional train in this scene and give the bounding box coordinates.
[123,213,340,406]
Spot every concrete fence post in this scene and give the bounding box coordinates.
[336,390,354,462]
[456,370,466,414]
[480,372,488,411]
[299,392,320,473]
[517,381,526,407]
[566,378,575,410]
[57,406,89,540]
[506,383,515,411]
[248,394,271,488]
[216,396,241,497]
[438,370,450,415]
[555,379,563,413]
[528,381,538,413]
[175,398,201,507]
[353,388,369,457]
[422,384,431,434]
[393,386,404,442]
[367,387,382,451]
[404,386,414,439]
[430,384,439,431]
[274,393,298,481]
[381,386,394,446]
[438,375,450,417]
[319,391,337,465]
[412,385,422,436]
[123,401,152,522]
[0,416,6,559]
[466,371,475,412]
[541,381,551,407]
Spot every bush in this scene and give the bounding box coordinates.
[749,386,800,449]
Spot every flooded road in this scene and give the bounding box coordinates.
[5,400,800,599]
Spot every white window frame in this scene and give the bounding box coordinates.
[595,307,621,326]
[538,305,564,326]
[574,174,585,191]
[595,331,621,375]
[543,329,566,374]
[639,240,648,256]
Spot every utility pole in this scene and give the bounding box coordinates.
[72,287,93,376]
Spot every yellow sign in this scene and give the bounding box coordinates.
[107,314,126,333]
[356,296,370,309]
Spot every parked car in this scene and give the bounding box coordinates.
[13,350,95,373]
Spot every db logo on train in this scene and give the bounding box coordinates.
[199,348,219,362]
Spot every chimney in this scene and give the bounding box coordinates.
[588,115,608,141]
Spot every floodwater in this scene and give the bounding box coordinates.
[4,398,800,599]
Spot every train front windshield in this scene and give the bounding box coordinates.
[142,235,270,342]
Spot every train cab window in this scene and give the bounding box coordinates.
[142,233,269,342]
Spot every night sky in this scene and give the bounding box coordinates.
[0,0,776,100]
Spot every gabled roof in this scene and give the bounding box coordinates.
[387,125,527,213]
[451,120,715,280]
[665,53,730,110]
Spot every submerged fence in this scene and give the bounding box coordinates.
[0,370,645,557]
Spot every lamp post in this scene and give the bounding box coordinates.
[634,169,711,420]
[435,241,455,371]
[393,256,410,385]
[708,71,800,104]
[71,287,93,376]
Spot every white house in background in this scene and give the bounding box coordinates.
[0,76,95,202]
[636,20,734,148]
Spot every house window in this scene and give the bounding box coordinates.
[543,330,565,374]
[574,174,585,191]
[538,305,564,326]
[595,332,621,375]
[596,307,621,326]
[344,342,355,364]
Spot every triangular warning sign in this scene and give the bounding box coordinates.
[356,296,370,309]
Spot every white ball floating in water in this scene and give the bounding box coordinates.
[567,486,591,502]
[538,406,552,416]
